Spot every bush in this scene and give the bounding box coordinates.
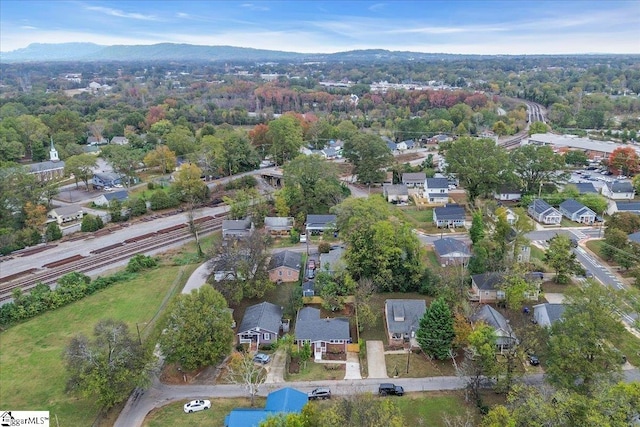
[45,223,63,242]
[149,190,171,210]
[129,198,148,217]
[318,241,331,253]
[126,254,158,273]
[81,214,103,232]
[225,175,257,190]
[147,182,155,190]
[289,230,299,244]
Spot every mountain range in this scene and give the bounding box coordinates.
[0,42,480,63]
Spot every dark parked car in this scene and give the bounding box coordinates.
[378,383,404,396]
[529,355,540,366]
[308,387,331,400]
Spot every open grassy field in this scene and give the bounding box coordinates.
[143,397,266,427]
[386,352,458,377]
[0,262,194,426]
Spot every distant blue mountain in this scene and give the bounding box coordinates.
[0,42,472,63]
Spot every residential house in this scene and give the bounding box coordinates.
[402,172,426,188]
[470,305,517,352]
[432,237,471,266]
[264,217,294,237]
[403,139,416,149]
[47,205,83,225]
[395,140,408,151]
[295,307,351,360]
[386,140,398,152]
[319,246,345,275]
[469,272,505,303]
[384,299,426,348]
[629,231,640,244]
[423,177,449,204]
[222,219,254,240]
[532,303,566,327]
[320,147,339,159]
[91,172,122,189]
[433,204,466,228]
[505,227,532,264]
[429,134,452,144]
[528,199,562,225]
[574,182,598,194]
[382,184,409,204]
[110,136,129,145]
[237,302,283,348]
[305,214,337,235]
[607,200,640,216]
[601,180,635,200]
[225,387,308,427]
[268,250,302,283]
[559,199,597,224]
[491,206,519,225]
[494,185,522,202]
[27,139,65,182]
[93,190,128,207]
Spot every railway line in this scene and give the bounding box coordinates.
[497,99,546,150]
[0,214,226,302]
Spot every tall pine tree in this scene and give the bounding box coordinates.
[416,297,455,360]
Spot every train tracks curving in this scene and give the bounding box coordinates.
[0,214,226,302]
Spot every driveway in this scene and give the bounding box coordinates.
[544,293,565,304]
[265,348,286,383]
[366,341,388,378]
[344,351,362,380]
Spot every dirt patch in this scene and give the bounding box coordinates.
[289,356,300,374]
[323,352,346,361]
[395,152,424,163]
[160,363,219,385]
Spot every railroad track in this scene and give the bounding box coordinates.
[0,214,225,302]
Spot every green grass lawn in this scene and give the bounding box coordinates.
[285,361,346,381]
[143,397,265,427]
[585,240,607,261]
[359,293,432,343]
[398,206,435,231]
[0,263,190,427]
[386,353,458,378]
[618,328,640,367]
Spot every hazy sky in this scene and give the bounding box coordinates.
[1,1,639,54]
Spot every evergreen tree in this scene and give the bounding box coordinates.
[45,222,62,241]
[469,211,485,245]
[416,297,455,360]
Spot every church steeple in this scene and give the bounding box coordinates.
[49,137,59,162]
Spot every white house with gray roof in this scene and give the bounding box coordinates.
[264,217,294,237]
[382,184,409,204]
[607,200,640,216]
[237,302,283,348]
[528,199,561,224]
[384,299,426,348]
[423,177,449,204]
[601,180,635,200]
[294,307,351,360]
[305,215,337,234]
[402,172,426,188]
[93,190,128,207]
[559,199,596,224]
[47,205,84,225]
[222,218,254,240]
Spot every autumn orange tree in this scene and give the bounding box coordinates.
[143,145,177,174]
[608,146,639,176]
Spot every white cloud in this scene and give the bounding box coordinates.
[368,3,387,12]
[19,25,38,30]
[240,3,269,11]
[84,5,162,21]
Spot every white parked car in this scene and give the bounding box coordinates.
[183,399,211,413]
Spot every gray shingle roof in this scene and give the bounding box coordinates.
[402,172,426,182]
[470,305,516,346]
[50,204,83,216]
[434,205,465,220]
[269,250,302,271]
[533,303,566,326]
[222,219,252,231]
[295,307,350,342]
[27,160,65,173]
[425,177,449,189]
[306,215,337,229]
[264,217,294,230]
[383,184,409,196]
[238,302,282,334]
[103,190,128,201]
[629,231,640,244]
[529,199,556,215]
[574,182,597,194]
[385,299,426,335]
[432,238,470,257]
[472,272,504,290]
[607,180,634,193]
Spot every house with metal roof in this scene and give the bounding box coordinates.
[532,303,566,327]
[222,218,254,240]
[559,199,597,224]
[93,190,129,207]
[264,216,294,237]
[432,237,471,266]
[423,177,449,204]
[225,387,308,427]
[382,184,409,204]
[470,305,517,352]
[268,250,302,283]
[237,302,283,348]
[601,180,635,200]
[527,199,562,224]
[384,299,426,348]
[402,172,426,188]
[305,214,337,234]
[295,307,351,359]
[433,204,465,228]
